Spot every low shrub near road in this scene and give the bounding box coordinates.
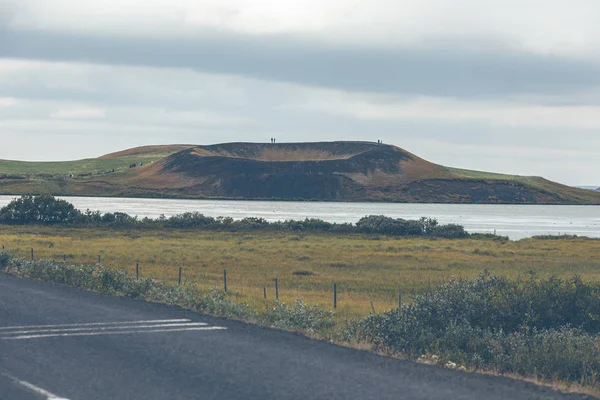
[0,251,10,270]
[265,299,335,333]
[2,250,598,388]
[2,254,258,321]
[354,273,600,385]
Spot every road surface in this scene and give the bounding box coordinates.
[0,273,592,400]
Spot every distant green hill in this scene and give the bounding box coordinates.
[0,145,192,176]
[1,142,599,204]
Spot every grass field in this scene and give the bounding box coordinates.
[2,225,599,318]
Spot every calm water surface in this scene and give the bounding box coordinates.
[0,196,599,240]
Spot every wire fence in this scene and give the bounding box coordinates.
[0,245,462,315]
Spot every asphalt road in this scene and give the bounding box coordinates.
[0,273,593,400]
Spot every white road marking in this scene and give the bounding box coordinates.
[2,326,226,340]
[0,370,70,400]
[1,322,208,336]
[0,318,191,331]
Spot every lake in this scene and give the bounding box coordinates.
[0,195,599,240]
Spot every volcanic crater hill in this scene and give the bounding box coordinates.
[1,141,600,204]
[109,142,600,204]
[133,141,449,200]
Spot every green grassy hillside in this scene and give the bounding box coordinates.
[0,145,191,176]
[448,167,600,204]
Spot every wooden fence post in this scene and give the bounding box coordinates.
[136,263,139,279]
[263,287,267,300]
[98,255,101,264]
[334,283,337,309]
[224,270,227,293]
[178,267,182,286]
[275,278,279,301]
[397,289,402,317]
[31,248,34,260]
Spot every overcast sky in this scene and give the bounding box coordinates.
[1,0,599,185]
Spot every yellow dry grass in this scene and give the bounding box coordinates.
[2,225,600,318]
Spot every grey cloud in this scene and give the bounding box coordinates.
[3,112,599,184]
[0,1,17,30]
[2,26,600,185]
[2,29,600,99]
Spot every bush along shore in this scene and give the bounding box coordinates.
[0,195,474,238]
[1,251,598,391]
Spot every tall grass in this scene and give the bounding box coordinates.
[1,225,600,318]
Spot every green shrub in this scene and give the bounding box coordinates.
[0,196,473,239]
[234,217,270,230]
[278,218,334,232]
[431,223,468,238]
[100,212,137,226]
[532,234,581,240]
[356,215,468,238]
[0,195,81,224]
[265,299,335,333]
[358,273,600,342]
[356,215,423,236]
[353,273,600,384]
[0,251,11,270]
[195,289,256,320]
[164,212,217,228]
[470,233,510,241]
[490,327,600,383]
